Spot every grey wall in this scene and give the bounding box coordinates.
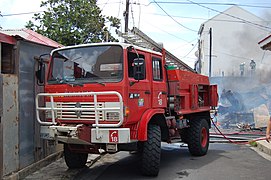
[18,41,55,169]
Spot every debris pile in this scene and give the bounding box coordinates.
[217,87,270,130]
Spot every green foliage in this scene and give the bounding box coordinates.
[249,141,257,147]
[25,0,120,46]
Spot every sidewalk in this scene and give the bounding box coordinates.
[2,153,101,180]
[22,154,101,180]
[256,140,271,156]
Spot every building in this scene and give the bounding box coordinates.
[196,6,271,78]
[0,29,62,179]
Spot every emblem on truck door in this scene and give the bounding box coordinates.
[75,102,82,118]
[158,92,163,105]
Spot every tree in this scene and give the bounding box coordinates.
[26,0,120,46]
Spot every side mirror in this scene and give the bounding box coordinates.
[133,58,145,80]
[35,54,49,86]
[36,61,45,85]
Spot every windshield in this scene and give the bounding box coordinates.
[48,45,123,85]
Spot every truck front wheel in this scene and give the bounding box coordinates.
[187,118,209,156]
[141,124,161,176]
[64,144,88,168]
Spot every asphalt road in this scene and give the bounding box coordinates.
[24,143,271,180]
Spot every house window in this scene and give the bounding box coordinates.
[1,43,15,74]
[152,57,162,81]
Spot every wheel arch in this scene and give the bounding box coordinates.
[185,111,211,128]
[137,109,168,141]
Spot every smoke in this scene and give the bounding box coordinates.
[210,7,271,129]
[260,11,271,29]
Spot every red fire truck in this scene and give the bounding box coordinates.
[35,31,217,176]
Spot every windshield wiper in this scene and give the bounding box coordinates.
[92,81,105,86]
[58,78,84,87]
[65,81,84,87]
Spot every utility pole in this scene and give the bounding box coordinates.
[209,28,212,77]
[124,0,130,32]
[198,39,202,74]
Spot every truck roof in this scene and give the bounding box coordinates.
[51,42,162,56]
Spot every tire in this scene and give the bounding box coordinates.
[64,144,88,169]
[141,124,161,176]
[187,118,209,156]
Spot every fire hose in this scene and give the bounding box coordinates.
[210,115,268,145]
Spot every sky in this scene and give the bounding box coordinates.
[0,0,271,67]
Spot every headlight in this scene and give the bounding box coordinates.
[104,102,122,121]
[106,111,120,121]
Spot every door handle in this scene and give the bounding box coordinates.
[145,91,151,94]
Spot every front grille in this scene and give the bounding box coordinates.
[56,102,104,121]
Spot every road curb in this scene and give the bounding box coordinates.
[256,140,271,156]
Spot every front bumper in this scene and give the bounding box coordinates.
[40,125,131,145]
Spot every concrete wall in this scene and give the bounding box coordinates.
[2,74,19,175]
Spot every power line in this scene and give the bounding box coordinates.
[147,1,271,9]
[142,12,271,23]
[185,0,271,31]
[97,1,121,6]
[137,0,141,28]
[152,0,198,32]
[101,0,110,11]
[117,0,122,17]
[130,2,135,27]
[143,19,195,43]
[0,1,122,17]
[204,47,253,61]
[1,11,43,16]
[170,38,197,51]
[181,41,198,58]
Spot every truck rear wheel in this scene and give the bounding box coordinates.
[64,144,88,168]
[187,118,209,156]
[141,124,161,176]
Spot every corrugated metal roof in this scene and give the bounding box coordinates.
[0,32,16,45]
[0,29,63,48]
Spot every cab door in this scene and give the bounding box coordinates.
[151,56,167,108]
[127,51,151,123]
